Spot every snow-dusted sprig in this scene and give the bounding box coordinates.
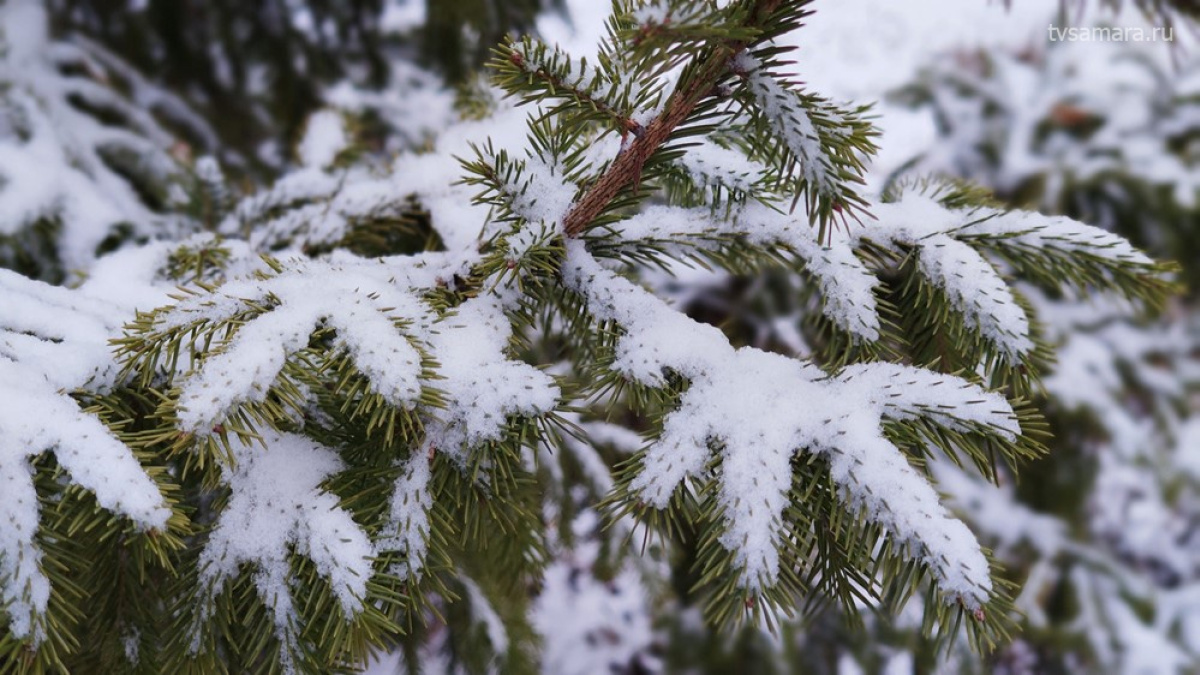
[461,108,599,228]
[365,409,555,632]
[880,178,1177,309]
[110,257,560,671]
[586,178,1162,381]
[116,259,444,470]
[539,0,866,241]
[0,269,171,647]
[217,170,341,241]
[216,163,437,259]
[461,127,583,288]
[561,240,1034,645]
[475,18,1172,650]
[493,0,736,144]
[214,109,402,256]
[615,0,787,79]
[415,293,561,461]
[356,411,552,633]
[495,36,642,137]
[731,50,878,241]
[852,192,1047,384]
[954,209,1178,308]
[478,220,564,293]
[119,249,560,551]
[376,448,439,583]
[857,180,1175,389]
[181,431,383,674]
[554,151,1171,638]
[589,201,883,344]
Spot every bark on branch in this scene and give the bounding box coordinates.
[561,0,785,238]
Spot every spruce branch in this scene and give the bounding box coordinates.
[1,1,1191,671]
[498,37,640,134]
[560,0,787,238]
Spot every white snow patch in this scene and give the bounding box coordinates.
[195,431,373,668]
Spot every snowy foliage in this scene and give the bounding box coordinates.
[0,0,1188,673]
[0,0,204,280]
[564,238,1014,605]
[893,24,1200,290]
[846,10,1200,672]
[191,431,374,668]
[0,270,170,642]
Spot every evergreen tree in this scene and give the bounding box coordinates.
[0,1,1184,674]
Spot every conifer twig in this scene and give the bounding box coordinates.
[561,0,784,237]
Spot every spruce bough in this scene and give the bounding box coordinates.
[0,0,1177,673]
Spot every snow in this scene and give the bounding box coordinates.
[536,2,610,62]
[532,510,657,675]
[219,169,341,240]
[157,249,552,453]
[1091,452,1193,578]
[372,99,531,254]
[864,196,1034,358]
[838,654,866,675]
[168,261,428,433]
[377,450,433,580]
[931,460,1064,558]
[677,138,762,194]
[460,576,509,658]
[379,0,425,33]
[605,184,1145,362]
[735,52,840,198]
[882,651,915,675]
[963,205,1155,269]
[607,202,881,340]
[0,235,265,642]
[534,559,655,675]
[509,38,627,121]
[562,239,1014,605]
[505,154,577,227]
[0,0,190,274]
[1070,569,1194,673]
[1178,419,1200,480]
[297,110,348,169]
[0,268,170,642]
[792,1,1053,102]
[632,3,672,26]
[886,11,1200,220]
[418,293,559,455]
[195,431,374,669]
[324,58,454,153]
[122,628,141,666]
[0,0,1190,668]
[557,421,620,494]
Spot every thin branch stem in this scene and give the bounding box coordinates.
[561,0,784,238]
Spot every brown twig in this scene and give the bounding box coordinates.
[560,0,784,238]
